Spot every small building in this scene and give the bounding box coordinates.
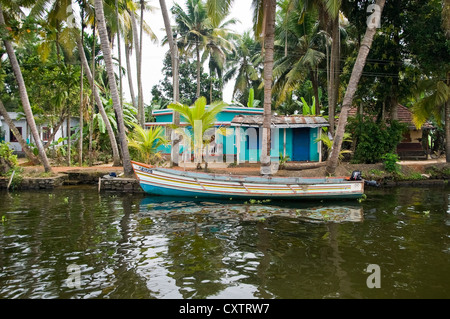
[348,104,434,160]
[147,106,329,164]
[0,112,79,155]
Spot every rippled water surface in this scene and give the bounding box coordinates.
[0,185,449,299]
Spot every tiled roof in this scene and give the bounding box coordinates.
[231,115,330,128]
[347,104,434,129]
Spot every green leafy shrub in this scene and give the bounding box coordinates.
[382,153,400,173]
[0,142,18,176]
[348,115,407,164]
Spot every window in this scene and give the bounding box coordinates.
[10,127,22,143]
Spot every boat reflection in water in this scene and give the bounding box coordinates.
[138,196,363,224]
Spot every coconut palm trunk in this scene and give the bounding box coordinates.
[130,6,144,127]
[125,44,138,110]
[0,4,52,173]
[446,71,450,163]
[0,99,40,165]
[138,0,145,126]
[160,0,181,166]
[328,16,340,134]
[79,0,86,166]
[75,33,121,167]
[94,0,134,176]
[260,0,277,176]
[326,0,386,176]
[196,38,201,98]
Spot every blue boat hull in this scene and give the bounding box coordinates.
[131,161,365,201]
[139,181,363,200]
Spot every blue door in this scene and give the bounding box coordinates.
[292,128,310,161]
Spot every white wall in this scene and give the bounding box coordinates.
[0,112,79,153]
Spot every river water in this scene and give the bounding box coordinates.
[0,185,449,299]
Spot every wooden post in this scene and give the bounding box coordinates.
[7,170,15,190]
[236,127,241,165]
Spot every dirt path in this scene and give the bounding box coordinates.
[17,158,448,178]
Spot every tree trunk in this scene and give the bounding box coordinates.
[79,2,85,166]
[326,0,386,176]
[116,0,123,111]
[79,58,84,166]
[446,71,450,163]
[196,39,201,98]
[328,16,340,135]
[75,32,121,167]
[0,4,52,173]
[94,0,134,177]
[130,7,144,127]
[67,112,71,166]
[88,19,96,165]
[160,0,180,166]
[260,0,276,176]
[310,68,320,115]
[138,0,145,126]
[0,99,40,165]
[44,111,66,151]
[125,44,137,110]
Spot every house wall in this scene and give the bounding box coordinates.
[0,113,79,153]
[409,129,423,143]
[309,128,320,162]
[151,107,324,163]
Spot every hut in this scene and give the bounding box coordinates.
[147,106,329,164]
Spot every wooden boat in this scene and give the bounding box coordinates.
[131,161,364,200]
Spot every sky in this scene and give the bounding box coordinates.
[120,0,254,106]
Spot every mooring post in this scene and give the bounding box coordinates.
[7,170,15,191]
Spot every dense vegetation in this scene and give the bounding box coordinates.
[0,0,449,176]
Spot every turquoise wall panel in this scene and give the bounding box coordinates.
[309,127,319,161]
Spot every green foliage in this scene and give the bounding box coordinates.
[381,153,400,173]
[127,124,169,165]
[151,54,223,107]
[316,129,352,161]
[300,96,316,116]
[0,142,18,176]
[279,152,290,169]
[168,96,228,142]
[348,116,407,164]
[246,88,260,108]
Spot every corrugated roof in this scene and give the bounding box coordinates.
[231,115,329,128]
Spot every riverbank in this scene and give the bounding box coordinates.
[0,159,448,191]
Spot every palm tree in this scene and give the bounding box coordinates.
[172,0,210,98]
[168,96,227,169]
[210,0,276,174]
[159,0,181,166]
[73,19,122,167]
[78,0,86,166]
[0,3,53,173]
[326,0,386,176]
[203,13,238,102]
[253,0,277,175]
[123,0,157,127]
[94,0,134,176]
[224,30,262,102]
[127,124,168,164]
[272,5,325,112]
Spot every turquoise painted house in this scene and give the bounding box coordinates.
[146,105,329,164]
